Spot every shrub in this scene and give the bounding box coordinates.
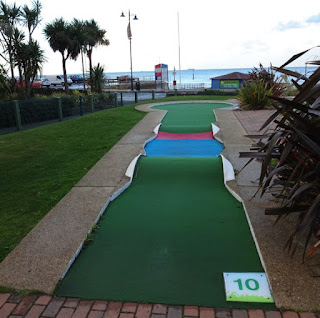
[249,63,285,98]
[237,79,273,110]
[240,48,320,259]
[91,63,106,93]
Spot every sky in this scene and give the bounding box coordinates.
[3,0,320,75]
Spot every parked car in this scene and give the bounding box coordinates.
[15,80,41,88]
[41,75,73,87]
[70,75,84,83]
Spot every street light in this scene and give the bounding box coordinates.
[121,10,138,91]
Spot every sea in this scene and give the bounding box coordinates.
[104,66,318,89]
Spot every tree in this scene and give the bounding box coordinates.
[84,19,109,91]
[12,26,25,89]
[91,63,105,93]
[21,0,42,43]
[20,0,43,96]
[19,40,45,96]
[43,18,72,93]
[69,19,86,91]
[0,1,21,91]
[0,63,11,98]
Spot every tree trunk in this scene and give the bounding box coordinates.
[18,65,23,90]
[25,76,31,97]
[62,54,69,94]
[8,46,16,93]
[87,49,93,92]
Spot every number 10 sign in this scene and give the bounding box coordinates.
[223,272,274,303]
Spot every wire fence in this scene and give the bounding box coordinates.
[0,91,167,134]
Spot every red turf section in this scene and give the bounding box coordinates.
[156,131,214,140]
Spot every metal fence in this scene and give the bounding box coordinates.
[115,91,166,106]
[0,91,167,134]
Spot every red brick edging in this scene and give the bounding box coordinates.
[0,293,319,318]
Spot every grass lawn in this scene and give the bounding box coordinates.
[0,104,146,264]
[0,95,234,266]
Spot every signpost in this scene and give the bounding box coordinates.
[155,63,168,89]
[223,272,274,303]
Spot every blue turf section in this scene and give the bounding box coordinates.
[145,139,224,157]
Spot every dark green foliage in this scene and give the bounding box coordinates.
[237,79,273,110]
[240,49,320,259]
[91,63,105,93]
[249,64,285,98]
[0,64,11,98]
[237,64,286,110]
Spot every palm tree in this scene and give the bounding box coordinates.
[70,19,87,92]
[21,0,42,44]
[84,19,109,90]
[0,1,21,91]
[19,40,45,96]
[12,27,25,89]
[43,18,72,93]
[91,63,105,93]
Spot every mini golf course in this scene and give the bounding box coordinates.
[56,103,274,309]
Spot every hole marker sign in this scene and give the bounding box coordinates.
[223,272,274,303]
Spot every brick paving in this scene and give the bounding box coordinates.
[233,110,277,135]
[0,109,318,318]
[0,294,319,318]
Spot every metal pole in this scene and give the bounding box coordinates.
[79,96,83,116]
[14,100,22,131]
[90,94,94,112]
[57,97,63,121]
[128,10,134,91]
[114,92,118,107]
[130,37,133,91]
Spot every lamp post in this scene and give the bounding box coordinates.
[121,10,138,91]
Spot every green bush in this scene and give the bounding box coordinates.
[249,64,285,98]
[240,49,320,259]
[237,80,272,110]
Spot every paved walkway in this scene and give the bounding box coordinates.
[0,293,317,318]
[0,102,319,317]
[233,110,276,135]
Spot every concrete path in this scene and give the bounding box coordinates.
[0,100,319,316]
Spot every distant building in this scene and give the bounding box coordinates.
[211,72,250,89]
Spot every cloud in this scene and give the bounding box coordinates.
[276,20,304,31]
[276,13,320,32]
[306,13,320,23]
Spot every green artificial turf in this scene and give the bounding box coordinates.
[152,102,230,133]
[0,105,145,263]
[56,157,274,309]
